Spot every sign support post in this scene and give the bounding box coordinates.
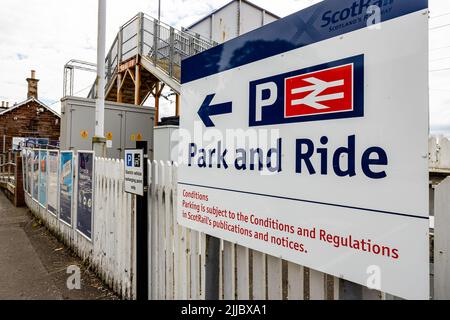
[124,144,147,300]
[136,141,148,300]
[205,235,220,300]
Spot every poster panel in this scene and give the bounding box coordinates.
[26,149,32,194]
[47,151,59,215]
[25,138,49,149]
[21,149,27,194]
[32,150,39,200]
[38,150,47,207]
[76,151,94,240]
[59,151,73,225]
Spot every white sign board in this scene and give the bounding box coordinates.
[179,0,429,299]
[12,137,26,151]
[124,149,144,196]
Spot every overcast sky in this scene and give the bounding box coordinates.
[0,0,449,136]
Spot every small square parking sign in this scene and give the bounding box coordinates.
[124,149,144,196]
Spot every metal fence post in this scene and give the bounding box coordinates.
[107,54,112,83]
[153,19,158,65]
[188,37,194,57]
[136,141,149,300]
[169,27,175,77]
[7,152,11,183]
[69,68,74,96]
[118,27,123,65]
[138,12,144,56]
[339,279,363,300]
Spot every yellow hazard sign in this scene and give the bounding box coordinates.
[130,134,136,142]
[106,132,113,140]
[136,133,143,141]
[80,130,88,139]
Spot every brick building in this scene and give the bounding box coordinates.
[0,71,60,152]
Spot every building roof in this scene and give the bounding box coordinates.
[0,97,60,118]
[187,0,280,30]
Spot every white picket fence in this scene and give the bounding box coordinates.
[25,157,136,299]
[25,155,382,300]
[25,144,450,300]
[146,160,382,300]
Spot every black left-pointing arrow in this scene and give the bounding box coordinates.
[197,94,232,127]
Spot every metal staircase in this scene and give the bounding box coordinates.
[97,12,216,106]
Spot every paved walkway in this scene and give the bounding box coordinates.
[0,191,117,300]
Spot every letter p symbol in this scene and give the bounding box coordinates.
[255,82,278,122]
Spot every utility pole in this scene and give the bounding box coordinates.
[93,0,107,157]
[158,0,161,22]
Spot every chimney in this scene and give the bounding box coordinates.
[1,101,4,108]
[5,102,9,108]
[26,70,39,99]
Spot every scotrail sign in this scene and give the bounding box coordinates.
[178,0,429,299]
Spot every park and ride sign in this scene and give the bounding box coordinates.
[178,0,429,299]
[125,149,144,196]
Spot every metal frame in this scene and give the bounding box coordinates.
[63,60,97,97]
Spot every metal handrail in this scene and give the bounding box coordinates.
[121,14,139,29]
[0,162,15,167]
[0,151,16,185]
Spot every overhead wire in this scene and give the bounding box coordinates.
[46,83,94,107]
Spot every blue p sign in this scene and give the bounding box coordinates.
[126,153,133,167]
